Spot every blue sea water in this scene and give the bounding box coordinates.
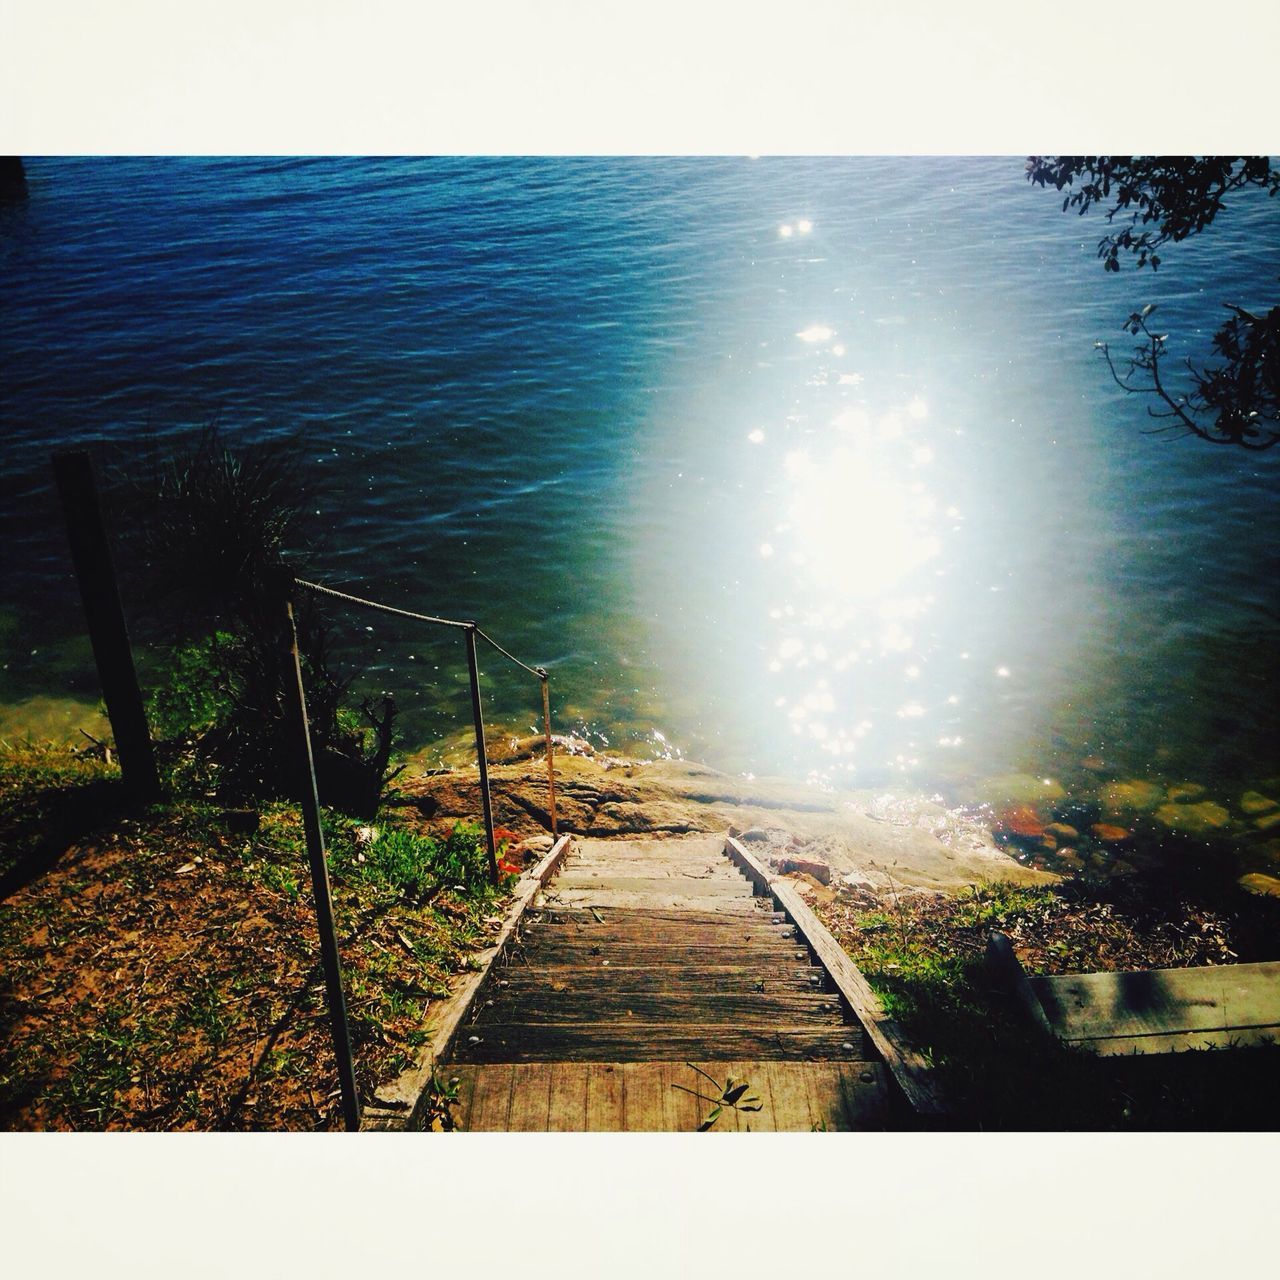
[1,156,1277,833]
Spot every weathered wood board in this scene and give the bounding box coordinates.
[452,1022,871,1063]
[1026,960,1280,1055]
[446,1060,889,1131]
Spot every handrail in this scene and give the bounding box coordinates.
[289,575,560,872]
[281,573,562,1132]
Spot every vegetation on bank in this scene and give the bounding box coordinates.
[817,874,1280,1129]
[0,742,522,1131]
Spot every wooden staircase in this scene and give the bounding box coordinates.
[442,835,895,1130]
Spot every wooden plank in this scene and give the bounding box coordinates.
[1027,961,1280,1041]
[527,907,788,929]
[521,915,789,941]
[494,965,827,994]
[831,1063,891,1131]
[451,1022,872,1063]
[619,1063,674,1131]
[725,837,948,1119]
[464,1063,514,1131]
[509,943,815,969]
[519,917,791,943]
[584,1063,625,1131]
[505,1061,553,1131]
[552,858,745,875]
[760,1061,817,1131]
[572,836,728,859]
[546,1064,589,1131]
[552,874,753,897]
[681,1061,778,1132]
[365,834,574,1128]
[662,1062,707,1132]
[473,988,846,1025]
[542,889,764,913]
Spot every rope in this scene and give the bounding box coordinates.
[292,576,545,679]
[292,577,471,630]
[476,628,545,681]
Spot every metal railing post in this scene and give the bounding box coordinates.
[539,669,558,837]
[464,624,500,886]
[281,583,361,1132]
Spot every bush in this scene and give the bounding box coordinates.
[117,425,400,816]
[330,820,518,903]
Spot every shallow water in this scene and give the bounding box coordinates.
[2,157,1277,873]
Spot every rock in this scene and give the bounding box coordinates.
[1165,782,1206,803]
[512,834,554,861]
[1154,801,1231,836]
[1100,780,1165,816]
[1090,823,1131,844]
[738,827,770,843]
[775,856,832,885]
[995,805,1047,843]
[1055,850,1084,871]
[1080,756,1110,776]
[1253,810,1280,833]
[1044,822,1079,842]
[1240,791,1279,816]
[1237,872,1280,898]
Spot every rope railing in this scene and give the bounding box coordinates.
[281,572,561,1132]
[289,575,559,866]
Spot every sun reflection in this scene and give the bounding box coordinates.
[779,444,940,600]
[743,355,954,784]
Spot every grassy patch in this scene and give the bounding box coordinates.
[818,878,1280,1130]
[0,742,523,1131]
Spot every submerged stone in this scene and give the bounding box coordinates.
[1253,810,1280,833]
[1165,782,1206,803]
[1100,780,1165,815]
[1044,821,1079,842]
[1239,791,1278,816]
[1090,823,1131,844]
[1237,872,1280,898]
[994,805,1048,847]
[1154,801,1231,835]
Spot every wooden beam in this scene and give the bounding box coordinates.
[724,836,949,1120]
[52,450,160,802]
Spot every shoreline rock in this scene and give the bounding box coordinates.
[394,753,1057,892]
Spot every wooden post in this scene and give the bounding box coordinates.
[282,585,361,1132]
[52,450,160,802]
[539,670,558,837]
[464,624,499,885]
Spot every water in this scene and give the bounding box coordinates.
[2,157,1278,861]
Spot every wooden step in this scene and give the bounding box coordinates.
[551,874,754,896]
[540,889,765,913]
[492,965,829,994]
[507,941,815,969]
[524,906,787,931]
[470,988,847,1026]
[447,1060,890,1131]
[451,1022,871,1063]
[518,917,792,944]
